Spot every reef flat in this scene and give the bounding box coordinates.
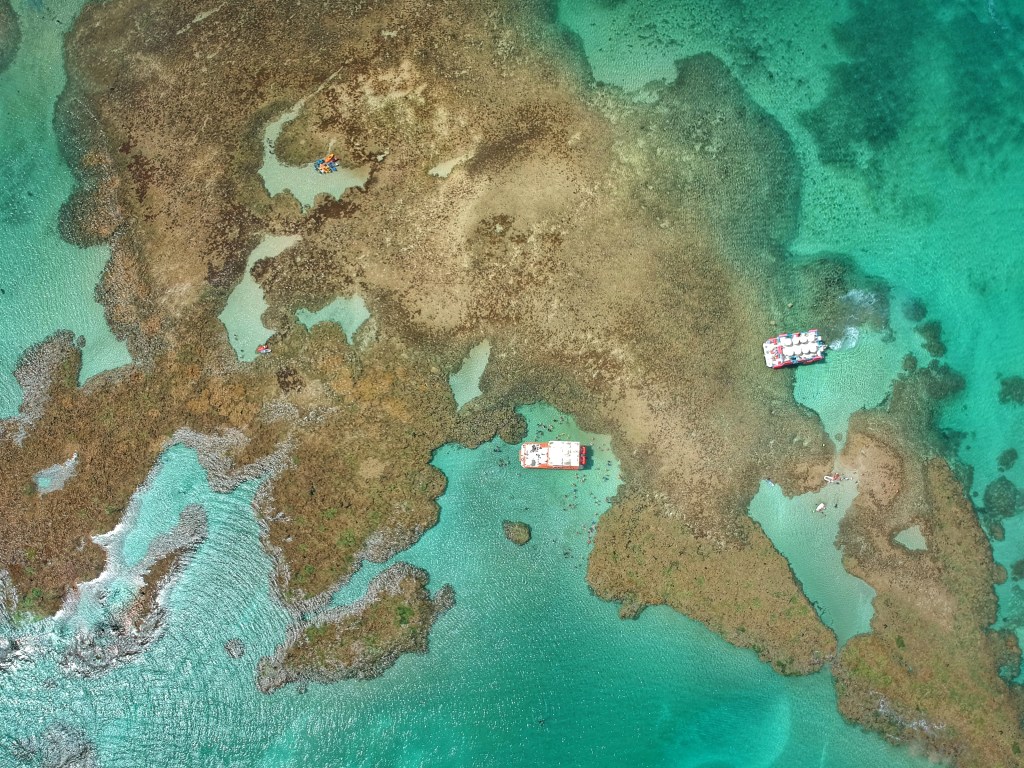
[0,0,836,668]
[257,563,453,693]
[0,0,1018,760]
[834,367,1023,766]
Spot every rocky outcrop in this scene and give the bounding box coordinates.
[257,563,453,693]
[502,520,531,546]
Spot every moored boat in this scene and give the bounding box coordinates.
[519,441,586,470]
[763,329,826,368]
[314,152,340,174]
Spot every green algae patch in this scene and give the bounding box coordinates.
[257,563,453,692]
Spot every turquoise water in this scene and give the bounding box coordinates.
[218,234,301,361]
[748,480,875,647]
[559,0,1024,673]
[0,0,129,418]
[448,339,490,410]
[1,0,1021,764]
[295,295,370,345]
[0,406,929,766]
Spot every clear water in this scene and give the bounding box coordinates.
[894,525,928,552]
[295,295,370,345]
[448,340,490,410]
[748,480,875,647]
[0,0,129,418]
[1,0,1020,764]
[260,105,369,211]
[218,234,301,361]
[0,406,929,766]
[794,322,918,447]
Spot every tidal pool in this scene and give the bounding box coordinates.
[448,340,490,410]
[295,295,370,345]
[218,234,301,362]
[748,479,876,646]
[260,105,370,210]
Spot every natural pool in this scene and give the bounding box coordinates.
[218,234,301,361]
[748,479,875,646]
[295,295,370,345]
[260,104,369,211]
[448,340,491,410]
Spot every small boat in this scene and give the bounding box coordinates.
[815,502,827,513]
[763,329,826,368]
[256,344,271,355]
[314,152,340,174]
[824,473,841,484]
[519,441,586,470]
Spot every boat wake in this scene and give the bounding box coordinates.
[829,326,860,351]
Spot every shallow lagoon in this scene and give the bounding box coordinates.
[0,406,929,767]
[0,0,129,418]
[449,340,491,410]
[218,234,301,361]
[260,105,369,210]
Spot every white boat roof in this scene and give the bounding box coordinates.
[520,440,581,467]
[547,441,581,466]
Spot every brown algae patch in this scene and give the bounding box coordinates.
[502,521,531,546]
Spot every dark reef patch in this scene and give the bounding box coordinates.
[998,375,1024,405]
[803,0,1024,178]
[983,476,1019,521]
[801,0,926,167]
[915,320,946,358]
[997,448,1018,472]
[0,0,19,75]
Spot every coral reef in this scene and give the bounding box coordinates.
[503,521,531,546]
[256,563,452,692]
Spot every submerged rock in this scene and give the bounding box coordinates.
[998,375,1024,405]
[224,638,246,659]
[984,476,1019,520]
[11,723,98,768]
[502,520,531,546]
[998,448,1018,472]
